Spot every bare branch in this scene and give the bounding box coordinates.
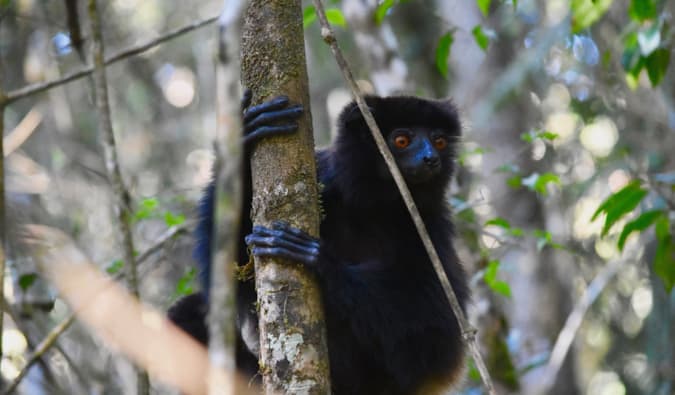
[4,15,218,105]
[538,259,625,393]
[87,2,148,391]
[311,1,497,393]
[1,314,76,395]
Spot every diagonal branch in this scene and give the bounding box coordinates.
[4,15,218,105]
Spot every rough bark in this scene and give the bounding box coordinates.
[0,92,6,363]
[241,1,331,393]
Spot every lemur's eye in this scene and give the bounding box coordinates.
[433,137,448,150]
[394,135,411,149]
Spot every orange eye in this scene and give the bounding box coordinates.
[394,135,411,149]
[433,137,448,150]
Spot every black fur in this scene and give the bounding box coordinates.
[168,94,469,395]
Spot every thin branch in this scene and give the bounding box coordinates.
[87,0,149,392]
[4,223,190,394]
[2,314,76,395]
[4,15,218,105]
[311,1,497,393]
[0,87,6,363]
[206,1,247,394]
[538,259,625,393]
[1,298,63,388]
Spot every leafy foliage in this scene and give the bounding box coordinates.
[570,0,613,33]
[591,181,648,236]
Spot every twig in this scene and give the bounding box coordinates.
[311,1,497,393]
[1,298,62,389]
[0,86,6,363]
[87,0,149,392]
[4,15,218,105]
[537,259,624,393]
[2,314,76,395]
[4,223,190,394]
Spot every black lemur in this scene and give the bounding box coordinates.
[168,90,470,395]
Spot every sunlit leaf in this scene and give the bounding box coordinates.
[326,8,347,27]
[570,0,613,33]
[485,217,511,229]
[629,0,657,21]
[164,211,186,227]
[533,230,563,251]
[645,48,670,86]
[476,0,491,17]
[617,210,664,250]
[435,31,454,79]
[472,25,490,51]
[484,260,511,297]
[375,0,395,24]
[591,181,648,236]
[19,273,38,290]
[484,260,499,284]
[491,281,512,297]
[303,6,317,28]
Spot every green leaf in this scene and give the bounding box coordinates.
[629,0,657,21]
[484,260,499,284]
[19,273,38,290]
[621,32,644,76]
[435,32,454,79]
[570,0,613,33]
[507,175,522,189]
[484,260,511,298]
[618,210,664,250]
[106,259,125,275]
[174,268,197,297]
[303,6,317,28]
[476,0,491,17]
[645,48,670,87]
[472,25,490,51]
[653,216,675,291]
[485,217,511,229]
[164,211,186,227]
[375,0,395,24]
[135,197,159,221]
[325,8,347,27]
[591,181,648,236]
[522,173,561,195]
[521,130,559,143]
[533,230,562,251]
[491,281,512,297]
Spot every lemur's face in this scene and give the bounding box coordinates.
[385,126,455,184]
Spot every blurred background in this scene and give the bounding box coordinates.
[1,0,674,394]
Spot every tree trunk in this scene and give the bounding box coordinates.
[241,1,331,394]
